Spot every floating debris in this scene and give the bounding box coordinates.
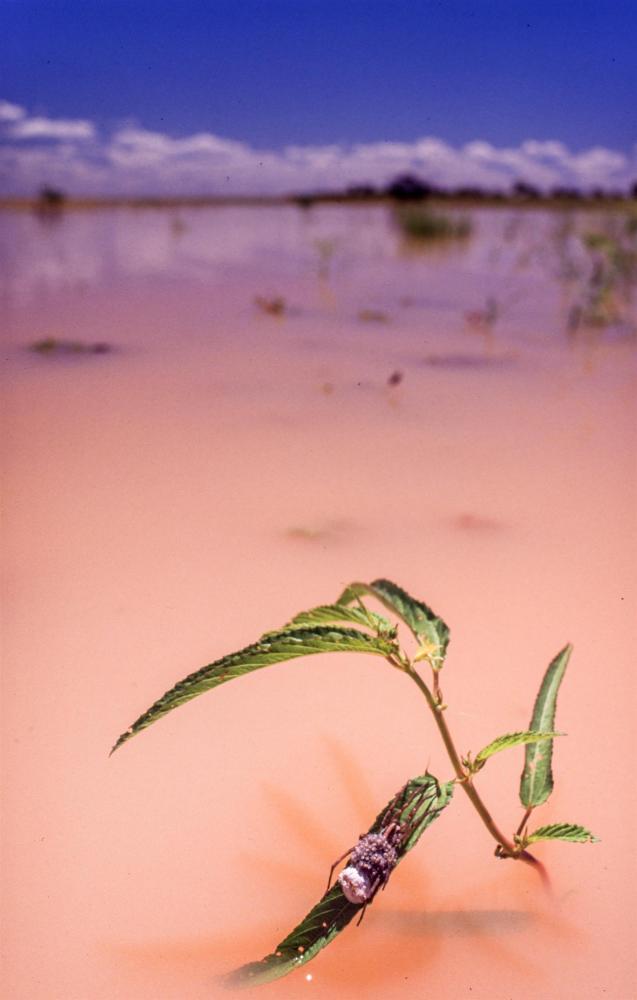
[255,295,287,316]
[387,370,403,386]
[451,513,503,532]
[358,309,389,323]
[284,527,327,542]
[422,353,515,369]
[29,337,112,356]
[284,518,354,544]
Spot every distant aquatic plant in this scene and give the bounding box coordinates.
[464,295,499,331]
[569,214,637,332]
[112,578,597,986]
[394,206,472,243]
[36,186,66,212]
[313,237,338,280]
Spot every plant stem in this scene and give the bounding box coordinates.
[403,664,544,874]
[515,805,534,838]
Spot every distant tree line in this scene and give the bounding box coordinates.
[29,176,637,209]
[296,173,637,205]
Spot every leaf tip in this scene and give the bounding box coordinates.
[109,727,134,756]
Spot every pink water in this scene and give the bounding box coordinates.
[2,204,636,999]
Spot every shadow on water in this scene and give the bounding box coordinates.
[110,906,540,992]
[108,743,573,990]
[379,907,534,936]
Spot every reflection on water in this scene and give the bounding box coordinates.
[1,204,634,361]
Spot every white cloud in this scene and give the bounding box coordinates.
[9,116,95,141]
[521,140,570,159]
[108,126,251,168]
[0,99,25,121]
[0,97,635,196]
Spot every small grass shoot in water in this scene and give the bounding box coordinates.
[112,578,597,986]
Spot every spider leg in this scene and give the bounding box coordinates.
[355,902,369,927]
[377,786,406,830]
[326,846,355,893]
[397,784,428,828]
[354,873,384,924]
[400,784,439,840]
[426,770,442,799]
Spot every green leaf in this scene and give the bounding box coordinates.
[111,626,397,754]
[475,730,563,765]
[337,578,450,665]
[525,823,599,845]
[228,773,454,987]
[519,644,572,808]
[266,603,396,638]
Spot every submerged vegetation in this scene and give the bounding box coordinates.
[394,206,472,243]
[113,578,597,986]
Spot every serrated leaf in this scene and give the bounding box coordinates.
[228,773,454,987]
[337,578,450,664]
[475,730,563,764]
[525,823,599,845]
[111,626,397,754]
[519,644,572,807]
[266,603,395,638]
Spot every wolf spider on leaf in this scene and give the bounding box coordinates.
[326,779,440,924]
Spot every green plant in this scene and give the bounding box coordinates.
[112,578,597,986]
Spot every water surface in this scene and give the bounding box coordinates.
[2,204,636,999]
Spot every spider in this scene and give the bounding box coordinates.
[326,779,440,924]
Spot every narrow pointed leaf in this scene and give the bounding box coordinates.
[337,578,450,664]
[526,823,599,845]
[519,644,572,807]
[229,773,454,987]
[475,730,563,764]
[264,603,395,638]
[111,626,397,754]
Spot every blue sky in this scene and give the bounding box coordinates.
[1,0,636,195]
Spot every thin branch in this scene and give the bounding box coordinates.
[401,662,546,877]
